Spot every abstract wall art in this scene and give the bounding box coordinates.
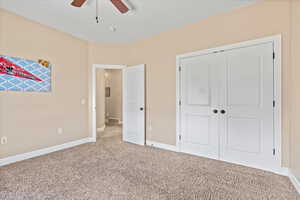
[0,55,52,92]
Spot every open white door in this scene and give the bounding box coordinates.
[123,64,145,145]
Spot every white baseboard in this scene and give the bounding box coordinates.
[97,125,106,132]
[0,137,94,167]
[108,117,122,124]
[108,117,120,120]
[277,167,289,176]
[288,169,300,195]
[145,142,291,177]
[146,140,178,152]
[145,139,300,194]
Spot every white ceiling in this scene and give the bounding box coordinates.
[0,0,258,44]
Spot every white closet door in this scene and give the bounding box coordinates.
[123,64,145,146]
[180,53,222,159]
[219,43,276,170]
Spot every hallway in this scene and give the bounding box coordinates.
[98,119,122,139]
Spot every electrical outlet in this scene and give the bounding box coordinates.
[57,128,63,134]
[1,136,8,145]
[81,99,86,105]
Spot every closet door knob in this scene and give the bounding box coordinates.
[220,110,226,114]
[213,109,218,114]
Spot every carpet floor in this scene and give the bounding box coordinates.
[0,136,299,200]
[98,124,122,139]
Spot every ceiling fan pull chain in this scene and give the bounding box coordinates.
[96,0,100,23]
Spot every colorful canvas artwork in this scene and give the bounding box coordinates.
[0,56,51,92]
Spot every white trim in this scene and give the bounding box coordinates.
[108,117,123,125]
[147,140,287,175]
[176,47,182,151]
[146,139,288,177]
[97,125,106,132]
[176,35,282,173]
[0,137,94,167]
[92,64,127,142]
[108,117,121,121]
[288,169,300,195]
[219,159,288,176]
[93,64,126,69]
[108,117,120,120]
[273,36,282,170]
[146,140,178,152]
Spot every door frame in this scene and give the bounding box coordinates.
[92,64,127,141]
[176,35,282,173]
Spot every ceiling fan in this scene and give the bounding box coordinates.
[71,0,130,14]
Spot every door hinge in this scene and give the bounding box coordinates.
[179,66,182,72]
[273,148,276,156]
[273,100,275,108]
[273,52,275,60]
[179,135,182,141]
[179,100,182,106]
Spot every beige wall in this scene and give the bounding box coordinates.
[105,69,123,121]
[290,0,300,180]
[0,9,89,158]
[96,69,105,129]
[0,9,129,158]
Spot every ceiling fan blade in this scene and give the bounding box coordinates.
[71,0,87,7]
[110,0,130,14]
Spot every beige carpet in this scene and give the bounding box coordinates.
[0,136,299,200]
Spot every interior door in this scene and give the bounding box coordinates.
[180,53,222,160]
[123,64,145,145]
[219,43,276,169]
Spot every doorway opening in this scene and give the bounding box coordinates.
[98,69,123,139]
[92,64,146,145]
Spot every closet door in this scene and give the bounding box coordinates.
[180,53,223,160]
[219,43,276,170]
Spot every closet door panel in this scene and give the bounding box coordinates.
[219,43,276,170]
[180,53,223,159]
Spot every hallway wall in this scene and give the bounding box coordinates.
[96,69,105,130]
[105,69,123,122]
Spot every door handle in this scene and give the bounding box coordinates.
[220,110,226,114]
[140,107,144,111]
[213,109,218,114]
